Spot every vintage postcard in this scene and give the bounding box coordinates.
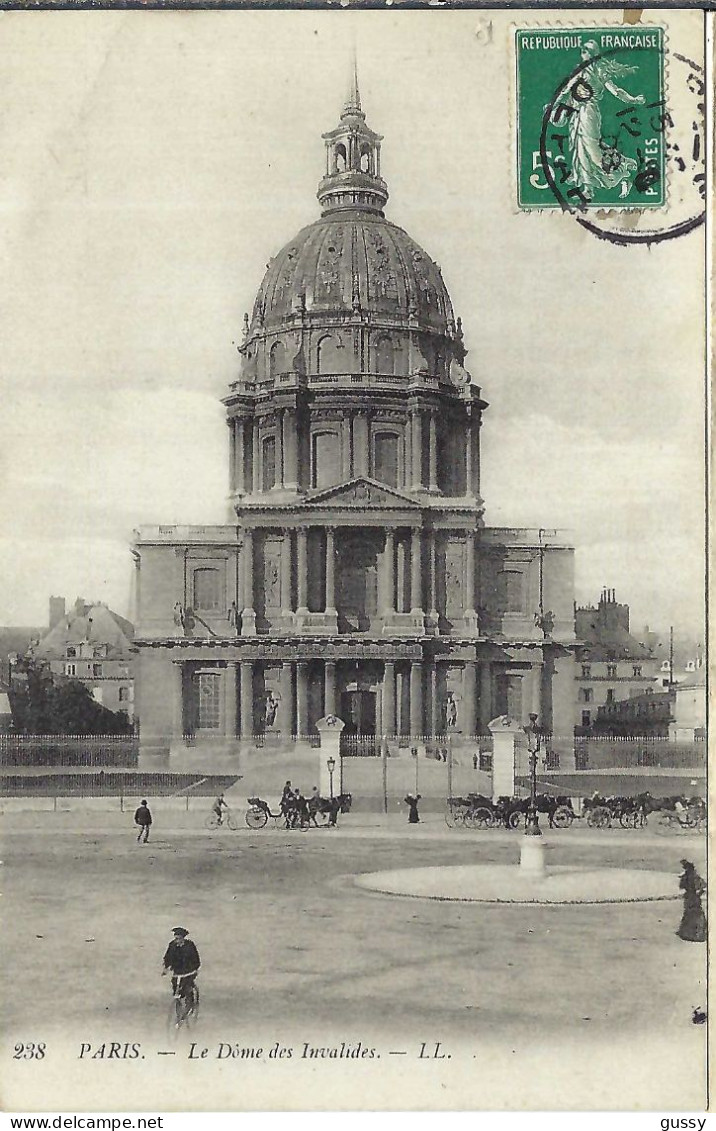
[0,5,708,1116]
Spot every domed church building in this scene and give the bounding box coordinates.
[132,67,577,764]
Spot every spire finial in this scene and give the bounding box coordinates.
[342,47,364,119]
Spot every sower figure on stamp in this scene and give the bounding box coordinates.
[134,799,152,843]
[676,860,707,943]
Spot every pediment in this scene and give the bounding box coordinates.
[306,477,420,509]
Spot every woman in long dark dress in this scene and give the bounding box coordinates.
[677,859,707,942]
[404,794,421,824]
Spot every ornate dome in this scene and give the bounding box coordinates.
[251,212,455,336]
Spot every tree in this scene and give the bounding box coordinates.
[9,660,132,734]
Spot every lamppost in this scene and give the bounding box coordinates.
[523,713,542,837]
[327,756,335,800]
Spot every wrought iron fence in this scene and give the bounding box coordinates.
[0,734,139,767]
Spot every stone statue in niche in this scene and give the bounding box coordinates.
[445,692,458,729]
[227,602,240,633]
[264,554,280,607]
[264,691,280,728]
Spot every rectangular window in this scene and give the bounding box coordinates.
[262,435,276,491]
[606,689,615,703]
[373,432,400,488]
[312,431,341,489]
[92,663,103,678]
[193,567,221,611]
[632,665,642,677]
[607,664,617,678]
[66,646,76,659]
[581,664,591,677]
[118,687,129,703]
[196,671,221,729]
[580,687,593,703]
[497,570,524,614]
[65,662,76,676]
[581,711,591,727]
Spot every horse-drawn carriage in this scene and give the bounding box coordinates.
[445,793,575,830]
[245,792,352,830]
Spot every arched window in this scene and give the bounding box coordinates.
[194,568,221,611]
[262,436,276,491]
[334,144,347,173]
[269,340,286,378]
[316,335,343,374]
[312,431,340,489]
[375,336,394,374]
[360,144,373,174]
[373,432,400,488]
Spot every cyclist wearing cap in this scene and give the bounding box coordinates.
[162,927,201,998]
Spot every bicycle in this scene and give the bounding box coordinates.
[204,808,239,830]
[168,971,200,1033]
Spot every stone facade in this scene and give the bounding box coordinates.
[132,70,577,763]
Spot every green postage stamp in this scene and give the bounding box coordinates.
[515,26,666,210]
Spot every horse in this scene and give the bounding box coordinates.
[308,792,352,827]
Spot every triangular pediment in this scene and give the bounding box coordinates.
[306,477,420,509]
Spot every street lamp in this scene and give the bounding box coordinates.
[523,713,542,838]
[327,756,335,800]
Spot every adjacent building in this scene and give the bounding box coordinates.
[132,68,577,764]
[574,589,658,732]
[30,597,135,720]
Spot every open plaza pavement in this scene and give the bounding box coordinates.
[1,788,707,1111]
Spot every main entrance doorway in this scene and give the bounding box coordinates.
[340,690,377,756]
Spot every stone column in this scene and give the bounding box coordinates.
[396,536,406,614]
[479,661,492,732]
[235,422,246,494]
[296,526,309,614]
[316,715,345,796]
[324,660,336,717]
[283,409,299,491]
[382,529,395,615]
[428,412,438,492]
[296,661,310,737]
[410,528,423,614]
[277,409,285,488]
[325,527,336,613]
[242,528,256,635]
[228,420,236,493]
[239,661,253,740]
[429,661,438,738]
[225,662,238,739]
[353,412,369,477]
[171,661,184,741]
[463,661,477,737]
[252,425,260,493]
[464,420,473,497]
[409,661,423,737]
[382,661,396,736]
[464,530,477,628]
[410,410,422,489]
[279,661,293,735]
[280,528,292,615]
[428,531,438,620]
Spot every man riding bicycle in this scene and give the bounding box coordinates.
[162,927,201,1000]
[212,793,229,826]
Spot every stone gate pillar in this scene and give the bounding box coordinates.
[316,714,345,796]
[488,715,522,801]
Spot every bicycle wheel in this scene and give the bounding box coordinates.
[619,810,638,830]
[226,812,239,831]
[185,984,200,1028]
[245,806,267,829]
[204,812,220,830]
[553,806,574,830]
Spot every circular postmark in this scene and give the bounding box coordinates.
[539,46,705,245]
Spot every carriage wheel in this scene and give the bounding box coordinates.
[682,811,699,829]
[245,807,268,829]
[453,809,467,827]
[619,810,638,830]
[597,808,612,829]
[470,807,495,830]
[226,812,240,831]
[508,810,523,830]
[552,806,574,830]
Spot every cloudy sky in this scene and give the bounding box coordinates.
[0,8,706,641]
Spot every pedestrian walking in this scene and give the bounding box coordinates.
[676,859,707,943]
[134,799,152,843]
[404,793,421,824]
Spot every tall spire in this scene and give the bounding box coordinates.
[318,57,388,216]
[342,48,364,119]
